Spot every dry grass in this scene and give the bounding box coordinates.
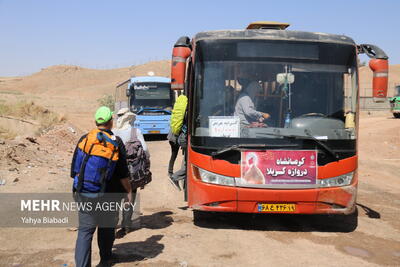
[0,101,65,136]
[97,94,115,111]
[0,89,23,95]
[0,126,17,139]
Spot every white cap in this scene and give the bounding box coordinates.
[115,111,136,130]
[117,107,129,116]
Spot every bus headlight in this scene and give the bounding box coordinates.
[317,172,354,188]
[193,166,236,187]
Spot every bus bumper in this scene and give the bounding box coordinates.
[189,178,357,215]
[135,115,170,134]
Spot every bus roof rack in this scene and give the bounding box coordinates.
[246,21,290,30]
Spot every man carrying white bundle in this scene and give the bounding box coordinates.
[113,108,150,238]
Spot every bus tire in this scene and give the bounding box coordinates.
[394,113,400,118]
[336,208,358,232]
[193,210,214,224]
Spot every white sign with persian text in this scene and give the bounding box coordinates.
[209,116,240,137]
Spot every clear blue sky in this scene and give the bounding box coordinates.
[0,0,399,76]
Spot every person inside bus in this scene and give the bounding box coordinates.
[234,81,270,126]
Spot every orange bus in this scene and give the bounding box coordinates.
[170,22,388,227]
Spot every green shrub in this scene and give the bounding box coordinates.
[97,94,115,111]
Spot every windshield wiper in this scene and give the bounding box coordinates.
[211,143,299,158]
[257,131,339,160]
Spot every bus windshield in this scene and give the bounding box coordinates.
[130,82,173,110]
[192,40,358,148]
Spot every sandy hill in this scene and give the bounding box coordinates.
[0,60,171,99]
[0,60,171,131]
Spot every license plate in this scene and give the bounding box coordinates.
[258,203,296,212]
[149,130,160,134]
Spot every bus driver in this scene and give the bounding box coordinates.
[234,81,270,126]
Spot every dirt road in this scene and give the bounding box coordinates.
[0,112,399,267]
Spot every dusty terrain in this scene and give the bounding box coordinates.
[0,63,399,266]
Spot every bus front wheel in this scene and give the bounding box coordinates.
[193,210,215,224]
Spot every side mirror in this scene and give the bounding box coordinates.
[358,44,389,103]
[126,86,131,97]
[171,36,191,90]
[276,73,295,85]
[369,59,388,102]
